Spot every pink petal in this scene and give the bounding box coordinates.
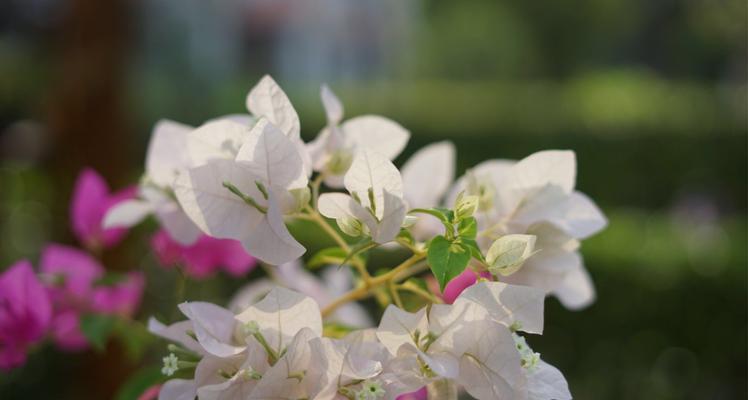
[137,384,162,400]
[441,269,492,304]
[40,243,104,302]
[70,168,136,249]
[397,387,428,400]
[150,229,256,279]
[91,272,145,317]
[0,260,52,370]
[50,309,89,351]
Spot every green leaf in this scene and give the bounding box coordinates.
[323,322,357,339]
[427,235,472,291]
[409,208,453,224]
[80,314,117,351]
[308,247,349,269]
[114,366,165,400]
[396,228,415,246]
[458,217,478,239]
[462,237,486,263]
[114,320,155,362]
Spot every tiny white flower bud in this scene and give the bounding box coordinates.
[161,353,179,376]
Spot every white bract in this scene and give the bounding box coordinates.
[307,85,410,187]
[449,150,608,309]
[318,150,407,244]
[401,141,457,240]
[173,118,308,265]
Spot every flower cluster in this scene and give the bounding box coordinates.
[0,169,144,370]
[151,282,567,400]
[116,75,607,399]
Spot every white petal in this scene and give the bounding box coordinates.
[248,328,316,400]
[375,305,428,355]
[457,320,526,400]
[147,318,205,356]
[369,190,407,244]
[321,84,344,125]
[154,204,202,245]
[553,262,596,310]
[227,279,276,314]
[102,199,153,229]
[512,150,576,194]
[158,379,196,400]
[401,141,456,208]
[235,118,307,190]
[246,75,300,140]
[207,113,257,127]
[146,119,193,188]
[173,160,304,265]
[178,302,243,358]
[457,281,546,334]
[318,192,378,231]
[235,286,322,354]
[186,119,250,166]
[344,150,403,215]
[342,116,409,160]
[527,360,572,400]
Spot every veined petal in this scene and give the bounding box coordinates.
[145,119,193,188]
[552,262,596,310]
[174,159,303,265]
[235,118,307,190]
[102,199,153,229]
[147,318,205,356]
[342,116,409,160]
[344,150,403,215]
[369,190,407,244]
[186,119,250,166]
[457,281,546,334]
[178,302,243,358]
[246,75,300,140]
[401,141,455,209]
[248,328,316,400]
[235,286,322,354]
[457,320,526,400]
[153,202,202,245]
[376,306,428,356]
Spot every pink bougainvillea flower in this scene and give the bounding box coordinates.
[397,387,428,400]
[91,272,145,317]
[40,244,104,304]
[136,384,162,400]
[433,268,492,304]
[0,261,52,370]
[71,168,137,250]
[150,229,257,279]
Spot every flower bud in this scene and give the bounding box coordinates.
[289,187,311,212]
[338,216,364,237]
[486,234,536,276]
[454,192,479,220]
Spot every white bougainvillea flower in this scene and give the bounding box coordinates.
[525,360,572,400]
[401,141,456,240]
[453,319,526,400]
[173,118,308,265]
[455,281,546,334]
[235,286,323,357]
[306,85,410,187]
[448,150,607,309]
[104,119,203,245]
[318,150,407,244]
[229,260,373,328]
[185,119,253,167]
[246,327,317,399]
[148,317,207,356]
[158,378,197,400]
[194,342,270,400]
[246,75,312,177]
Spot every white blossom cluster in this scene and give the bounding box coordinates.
[150,283,569,400]
[103,75,607,399]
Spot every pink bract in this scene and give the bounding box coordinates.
[70,168,137,250]
[0,261,52,370]
[150,229,257,279]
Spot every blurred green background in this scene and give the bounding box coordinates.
[0,0,745,399]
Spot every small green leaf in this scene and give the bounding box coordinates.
[308,247,349,269]
[427,235,472,291]
[396,228,415,246]
[458,217,478,239]
[409,208,452,224]
[323,322,357,339]
[461,237,485,262]
[80,314,117,351]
